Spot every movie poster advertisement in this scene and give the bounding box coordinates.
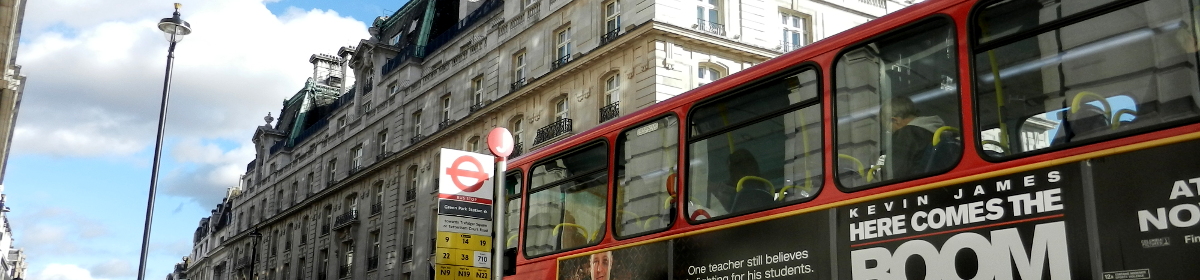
[558,241,668,280]
[1090,140,1200,279]
[836,166,1093,280]
[672,212,831,280]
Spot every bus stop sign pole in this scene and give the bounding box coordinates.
[487,128,513,280]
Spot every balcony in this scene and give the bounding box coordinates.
[533,118,573,145]
[860,0,886,8]
[402,245,413,261]
[600,101,620,122]
[510,78,526,92]
[600,29,621,45]
[510,142,524,158]
[339,264,351,279]
[781,41,803,52]
[370,203,382,216]
[333,210,358,230]
[368,255,380,271]
[695,19,726,36]
[551,54,571,70]
[405,188,416,202]
[410,134,426,145]
[438,119,457,130]
[470,100,490,113]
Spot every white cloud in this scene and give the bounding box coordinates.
[13,0,367,159]
[35,264,111,280]
[163,140,256,205]
[89,259,135,279]
[12,207,112,256]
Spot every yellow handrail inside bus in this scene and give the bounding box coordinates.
[507,235,519,247]
[552,223,595,242]
[980,21,1010,154]
[982,140,1009,153]
[1112,109,1136,129]
[735,176,775,194]
[1069,91,1112,122]
[838,154,866,178]
[719,103,736,154]
[641,216,661,230]
[932,126,960,146]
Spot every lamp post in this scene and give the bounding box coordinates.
[136,4,191,280]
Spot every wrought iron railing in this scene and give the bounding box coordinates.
[405,188,416,202]
[510,78,526,92]
[781,41,803,52]
[470,101,490,113]
[600,101,620,122]
[510,142,524,158]
[370,203,382,216]
[367,255,380,270]
[402,245,413,261]
[438,119,456,130]
[696,19,726,36]
[410,134,426,144]
[600,29,621,45]
[860,0,886,8]
[339,264,351,279]
[333,210,358,230]
[534,118,573,144]
[551,54,571,70]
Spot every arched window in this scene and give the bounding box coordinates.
[466,136,481,153]
[603,73,620,105]
[553,97,570,121]
[407,165,419,202]
[510,115,525,145]
[697,65,724,86]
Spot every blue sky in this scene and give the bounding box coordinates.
[8,0,404,279]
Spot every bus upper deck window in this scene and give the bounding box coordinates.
[834,18,961,190]
[615,116,679,238]
[687,69,822,222]
[524,143,608,257]
[973,0,1200,158]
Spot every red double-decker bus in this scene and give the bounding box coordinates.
[498,0,1200,278]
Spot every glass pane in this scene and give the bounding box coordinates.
[974,0,1200,158]
[616,116,679,237]
[504,172,522,250]
[687,106,823,221]
[976,0,1123,44]
[834,19,960,189]
[524,171,608,256]
[709,9,719,24]
[692,70,818,136]
[531,144,607,189]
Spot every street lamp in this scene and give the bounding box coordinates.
[136,4,192,280]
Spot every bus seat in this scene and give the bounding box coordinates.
[731,176,774,212]
[922,126,961,172]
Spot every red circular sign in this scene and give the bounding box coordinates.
[445,156,490,192]
[488,127,514,158]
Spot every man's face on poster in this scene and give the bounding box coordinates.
[590,251,612,280]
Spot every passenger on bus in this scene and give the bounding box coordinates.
[722,149,773,212]
[881,96,945,178]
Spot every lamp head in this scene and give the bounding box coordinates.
[158,3,192,43]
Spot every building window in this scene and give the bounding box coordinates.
[696,0,724,35]
[513,52,526,84]
[350,145,363,170]
[389,34,400,45]
[697,65,723,86]
[327,158,338,182]
[604,74,620,105]
[604,1,621,34]
[472,76,485,105]
[377,130,389,155]
[388,82,399,96]
[553,28,572,68]
[554,98,569,121]
[361,101,372,115]
[510,116,524,145]
[411,110,423,136]
[338,116,347,128]
[441,95,452,122]
[466,136,480,153]
[781,12,808,51]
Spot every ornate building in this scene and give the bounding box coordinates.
[183,0,908,279]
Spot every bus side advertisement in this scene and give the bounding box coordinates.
[557,139,1200,280]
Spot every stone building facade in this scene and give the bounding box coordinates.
[182,0,908,279]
